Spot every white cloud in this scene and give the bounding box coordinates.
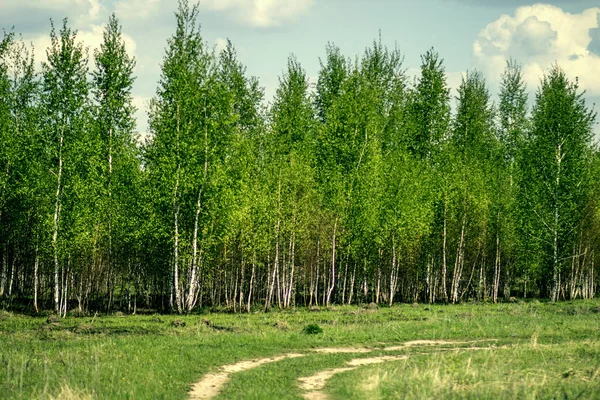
[1,0,73,12]
[474,5,600,95]
[30,35,53,69]
[87,0,101,20]
[215,37,228,53]
[0,0,107,28]
[132,95,151,142]
[201,0,315,28]
[115,0,162,21]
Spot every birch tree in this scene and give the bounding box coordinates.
[408,48,451,160]
[0,33,13,300]
[41,19,90,315]
[449,70,495,303]
[520,65,596,300]
[92,12,137,308]
[265,55,316,309]
[146,0,223,313]
[406,49,452,303]
[493,59,528,302]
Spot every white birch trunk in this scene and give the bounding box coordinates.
[492,234,501,303]
[441,198,448,302]
[348,262,356,305]
[34,243,39,312]
[286,230,295,308]
[173,192,182,314]
[247,254,255,313]
[187,190,201,312]
[552,142,564,302]
[326,218,337,306]
[8,256,15,298]
[53,132,64,313]
[389,239,398,307]
[451,216,465,304]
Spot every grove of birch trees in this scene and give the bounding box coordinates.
[1,1,598,314]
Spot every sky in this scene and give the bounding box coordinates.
[1,0,599,139]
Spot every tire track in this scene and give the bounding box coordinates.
[298,356,409,400]
[188,353,305,399]
[188,339,499,399]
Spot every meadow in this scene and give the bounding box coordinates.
[1,300,599,399]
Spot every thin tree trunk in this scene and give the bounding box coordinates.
[569,244,577,300]
[314,236,320,306]
[173,103,183,314]
[326,218,338,306]
[309,260,314,307]
[425,256,430,304]
[451,215,466,304]
[280,242,286,308]
[551,143,564,302]
[238,251,245,312]
[8,254,15,299]
[107,127,113,315]
[77,267,84,313]
[173,199,182,314]
[376,248,382,304]
[322,259,327,306]
[478,257,485,301]
[266,243,278,312]
[286,229,295,308]
[60,262,69,318]
[53,132,64,313]
[348,262,356,305]
[0,250,6,297]
[187,191,202,312]
[247,252,255,313]
[503,263,511,301]
[266,258,275,311]
[389,238,397,307]
[376,265,381,304]
[34,243,39,313]
[342,251,349,304]
[187,121,208,312]
[59,265,65,317]
[0,152,9,297]
[266,177,282,311]
[274,219,281,308]
[590,251,595,298]
[441,198,448,302]
[492,233,501,303]
[197,250,205,308]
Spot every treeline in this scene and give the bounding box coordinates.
[1,1,598,314]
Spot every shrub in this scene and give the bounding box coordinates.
[274,321,290,331]
[171,319,186,327]
[303,324,323,334]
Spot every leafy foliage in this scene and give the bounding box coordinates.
[1,4,599,314]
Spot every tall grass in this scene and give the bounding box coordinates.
[0,300,598,399]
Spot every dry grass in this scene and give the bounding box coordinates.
[49,385,93,400]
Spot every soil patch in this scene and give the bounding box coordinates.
[189,353,304,399]
[299,355,408,400]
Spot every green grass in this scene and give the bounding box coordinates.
[327,341,600,399]
[0,300,599,399]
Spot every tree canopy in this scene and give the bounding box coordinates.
[0,2,598,314]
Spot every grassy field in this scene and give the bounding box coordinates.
[1,300,599,399]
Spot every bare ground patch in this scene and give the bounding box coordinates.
[188,340,499,399]
[384,339,498,351]
[299,356,409,400]
[311,347,371,354]
[188,353,304,399]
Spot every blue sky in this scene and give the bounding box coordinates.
[1,0,599,138]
